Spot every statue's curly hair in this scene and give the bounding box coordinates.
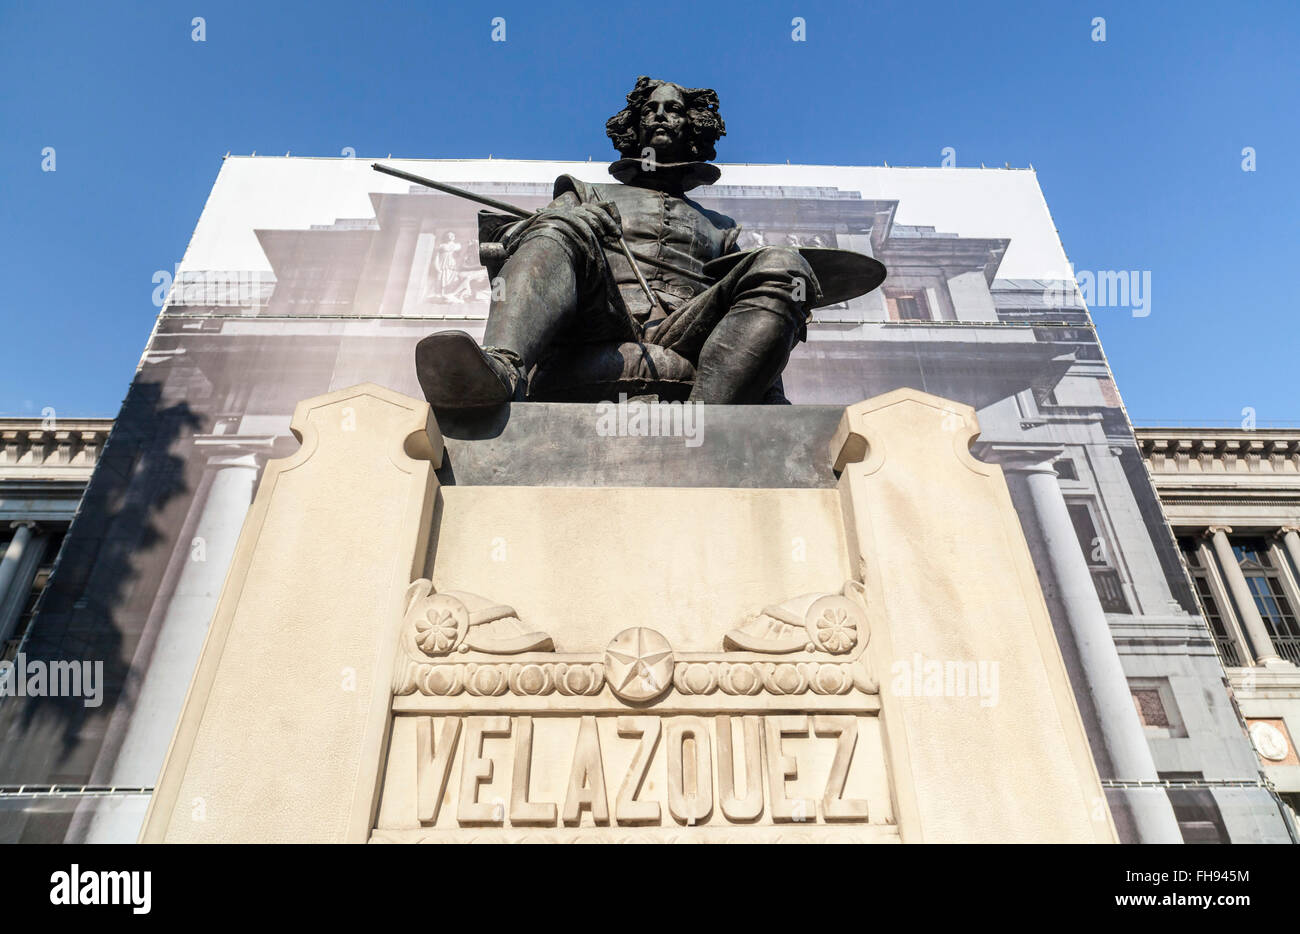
[605,76,726,162]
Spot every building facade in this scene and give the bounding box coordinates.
[1137,427,1300,831]
[0,418,115,831]
[0,418,111,657]
[0,157,1293,842]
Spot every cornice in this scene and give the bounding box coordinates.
[0,419,114,479]
[1136,429,1300,479]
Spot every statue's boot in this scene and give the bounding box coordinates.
[415,332,525,409]
[416,235,580,409]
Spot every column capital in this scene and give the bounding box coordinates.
[1204,525,1233,538]
[7,519,39,534]
[970,441,1065,476]
[1274,525,1300,538]
[193,433,279,470]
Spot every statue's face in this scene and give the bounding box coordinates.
[638,84,690,163]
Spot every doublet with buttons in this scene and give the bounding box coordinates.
[473,165,818,403]
[550,175,742,324]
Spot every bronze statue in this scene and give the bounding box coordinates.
[408,76,884,408]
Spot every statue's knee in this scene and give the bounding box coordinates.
[513,224,586,267]
[752,245,808,273]
[757,244,801,264]
[748,246,814,293]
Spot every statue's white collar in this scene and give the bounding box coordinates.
[607,158,720,191]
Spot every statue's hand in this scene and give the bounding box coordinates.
[538,200,623,242]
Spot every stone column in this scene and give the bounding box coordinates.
[1278,527,1300,585]
[0,521,40,646]
[1205,527,1286,667]
[83,436,274,843]
[995,452,1181,842]
[1268,529,1300,665]
[1196,539,1253,668]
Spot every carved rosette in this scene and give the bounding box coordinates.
[402,580,554,658]
[411,594,468,655]
[807,598,858,653]
[724,581,871,656]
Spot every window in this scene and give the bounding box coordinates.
[1179,538,1242,667]
[1158,773,1231,844]
[1233,538,1300,664]
[1068,503,1107,567]
[1195,576,1240,666]
[1067,501,1130,613]
[1281,793,1300,831]
[885,289,932,322]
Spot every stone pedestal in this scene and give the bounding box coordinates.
[140,384,440,843]
[140,385,1116,843]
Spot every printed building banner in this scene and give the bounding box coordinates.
[0,157,1282,842]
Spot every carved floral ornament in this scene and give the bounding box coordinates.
[402,580,554,656]
[723,581,870,655]
[395,579,876,701]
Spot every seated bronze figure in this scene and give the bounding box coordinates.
[412,76,883,408]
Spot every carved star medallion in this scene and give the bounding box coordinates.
[603,628,674,702]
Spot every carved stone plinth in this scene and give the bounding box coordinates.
[140,386,1116,843]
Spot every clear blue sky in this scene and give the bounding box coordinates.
[2,1,1296,424]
